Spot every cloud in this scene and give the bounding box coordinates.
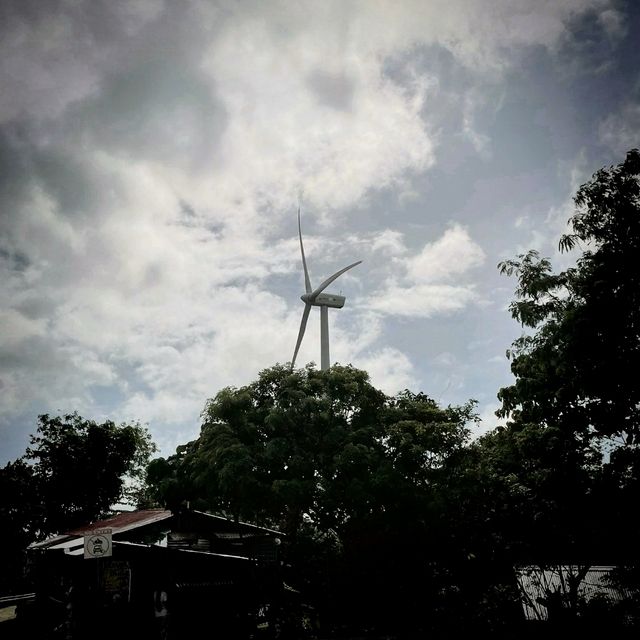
[368,283,479,317]
[0,0,620,461]
[599,102,640,156]
[406,224,485,283]
[354,347,417,396]
[0,0,169,123]
[369,230,408,256]
[367,225,485,317]
[554,4,627,76]
[201,19,435,214]
[472,401,504,439]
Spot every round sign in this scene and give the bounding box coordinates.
[86,534,111,557]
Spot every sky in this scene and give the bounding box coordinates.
[1,0,639,464]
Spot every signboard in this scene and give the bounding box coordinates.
[84,528,112,559]
[104,561,131,601]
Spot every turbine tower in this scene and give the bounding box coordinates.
[291,209,361,371]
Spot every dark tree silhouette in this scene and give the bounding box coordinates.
[0,413,155,593]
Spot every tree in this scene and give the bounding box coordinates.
[150,365,475,536]
[0,459,40,593]
[497,149,640,444]
[492,149,640,628]
[0,413,155,592]
[146,442,197,511]
[451,423,603,562]
[496,150,640,556]
[168,364,390,536]
[147,364,477,633]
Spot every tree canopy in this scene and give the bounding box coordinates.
[147,364,478,632]
[489,149,640,623]
[497,149,640,444]
[0,413,155,593]
[150,364,475,531]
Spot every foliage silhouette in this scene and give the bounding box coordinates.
[0,413,155,593]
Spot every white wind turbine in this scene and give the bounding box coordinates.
[291,209,362,371]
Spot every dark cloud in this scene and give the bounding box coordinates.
[0,247,30,272]
[70,60,228,170]
[2,0,639,466]
[556,5,627,76]
[0,125,37,208]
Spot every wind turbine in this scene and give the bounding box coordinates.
[291,209,361,371]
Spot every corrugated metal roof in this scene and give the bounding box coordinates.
[191,510,283,536]
[29,510,172,550]
[66,509,172,535]
[29,533,73,550]
[515,565,631,621]
[114,540,251,561]
[29,509,281,551]
[48,538,85,551]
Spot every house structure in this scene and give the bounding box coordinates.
[515,564,631,624]
[26,509,285,638]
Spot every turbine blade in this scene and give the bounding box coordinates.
[310,260,362,300]
[298,208,312,294]
[291,303,312,369]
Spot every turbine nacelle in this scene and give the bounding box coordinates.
[300,292,346,308]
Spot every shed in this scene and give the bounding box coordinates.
[515,564,630,622]
[26,509,284,638]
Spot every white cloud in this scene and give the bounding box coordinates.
[462,89,493,156]
[367,225,485,318]
[471,401,504,439]
[369,230,408,256]
[368,283,479,318]
[505,151,592,269]
[354,347,417,396]
[201,15,435,215]
[406,225,485,283]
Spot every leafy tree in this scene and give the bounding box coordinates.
[491,149,640,628]
[150,365,475,536]
[146,442,198,511]
[495,149,640,554]
[27,413,157,534]
[148,364,477,633]
[0,413,155,592]
[0,459,40,593]
[451,424,603,562]
[497,148,640,444]
[171,364,390,536]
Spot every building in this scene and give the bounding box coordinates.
[515,564,630,622]
[25,508,284,638]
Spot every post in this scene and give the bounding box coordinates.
[320,305,329,371]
